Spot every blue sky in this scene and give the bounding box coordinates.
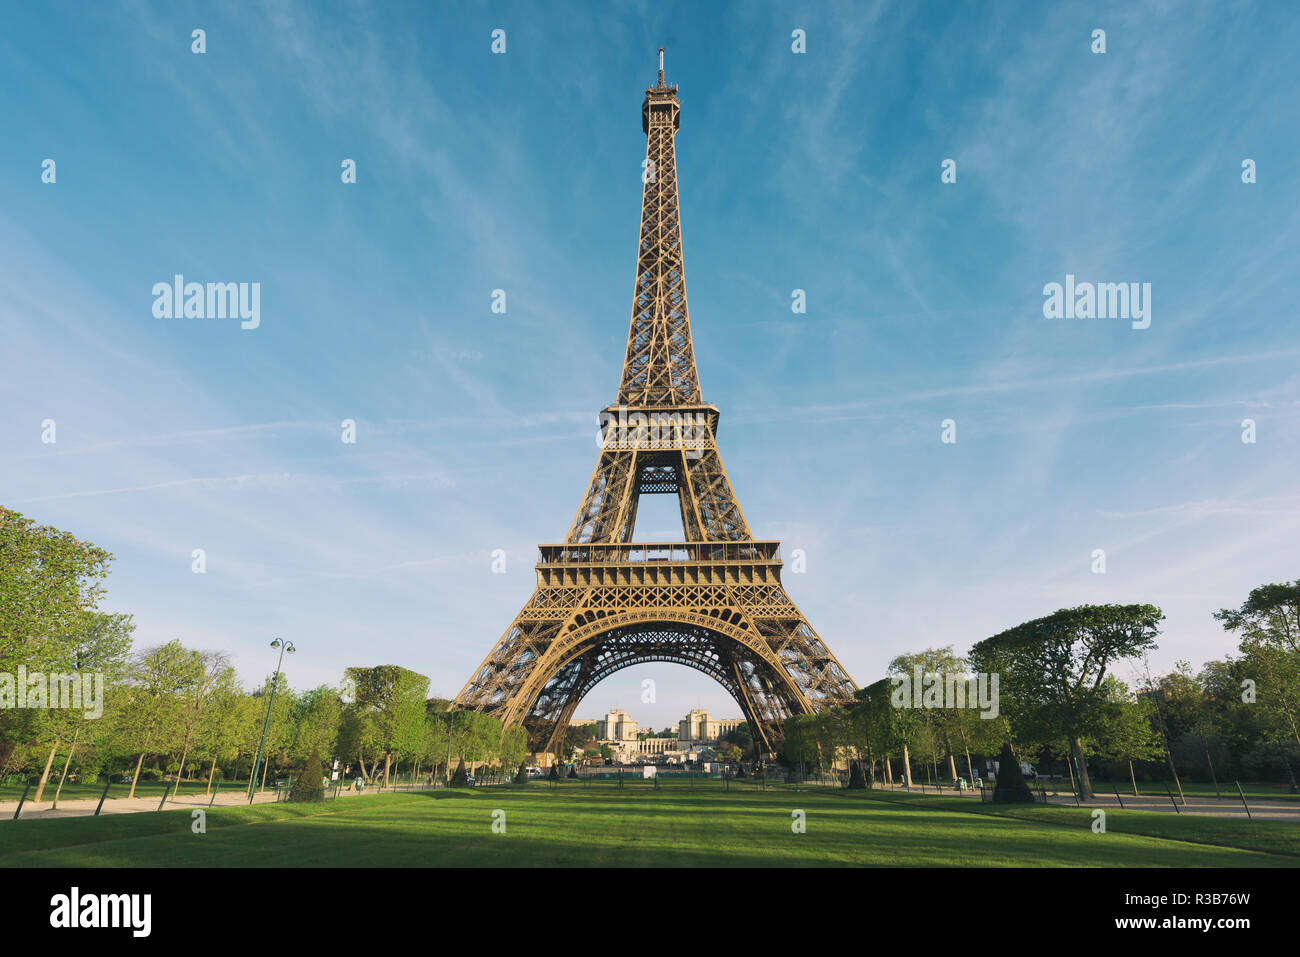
[2,1,1297,729]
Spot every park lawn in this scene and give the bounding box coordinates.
[854,789,1300,858]
[1,784,1297,867]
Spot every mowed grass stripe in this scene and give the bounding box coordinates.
[1,787,1295,867]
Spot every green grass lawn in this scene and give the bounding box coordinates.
[2,781,1297,867]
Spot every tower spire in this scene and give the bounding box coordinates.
[622,47,699,407]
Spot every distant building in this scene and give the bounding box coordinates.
[678,708,742,744]
[582,707,743,763]
[597,708,638,742]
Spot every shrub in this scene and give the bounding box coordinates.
[450,758,469,787]
[567,765,578,779]
[848,762,867,789]
[548,763,560,781]
[514,761,529,784]
[992,743,1035,804]
[289,751,324,802]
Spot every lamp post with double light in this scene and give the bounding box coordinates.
[247,638,295,803]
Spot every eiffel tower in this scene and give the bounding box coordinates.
[456,51,856,757]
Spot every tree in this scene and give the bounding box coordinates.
[341,665,429,787]
[171,650,233,791]
[0,508,112,677]
[32,610,134,802]
[118,641,202,798]
[888,647,970,783]
[971,604,1163,798]
[0,512,115,788]
[498,725,529,772]
[1215,582,1300,757]
[194,669,251,793]
[290,685,343,766]
[1093,676,1163,795]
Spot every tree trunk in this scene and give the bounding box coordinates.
[259,753,270,793]
[382,752,392,790]
[1197,727,1221,798]
[901,744,913,787]
[1128,759,1139,797]
[206,757,217,794]
[1064,746,1077,793]
[1068,735,1094,799]
[129,751,146,800]
[175,741,190,797]
[52,728,81,808]
[1152,698,1185,803]
[33,739,59,803]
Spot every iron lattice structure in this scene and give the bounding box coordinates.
[456,54,856,756]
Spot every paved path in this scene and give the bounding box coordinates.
[0,783,438,821]
[875,782,1300,822]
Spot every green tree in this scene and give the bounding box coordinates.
[194,669,250,793]
[0,508,112,676]
[970,604,1163,799]
[118,641,202,798]
[171,651,233,791]
[1215,582,1300,757]
[1093,676,1163,795]
[290,685,343,766]
[341,665,429,787]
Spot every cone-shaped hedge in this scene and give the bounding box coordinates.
[514,760,529,784]
[548,763,560,781]
[290,751,324,802]
[992,743,1035,803]
[450,758,469,787]
[848,762,867,789]
[567,765,578,779]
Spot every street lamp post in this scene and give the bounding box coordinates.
[247,638,295,804]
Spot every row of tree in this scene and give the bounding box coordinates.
[3,508,1296,800]
[0,626,533,801]
[776,588,1300,799]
